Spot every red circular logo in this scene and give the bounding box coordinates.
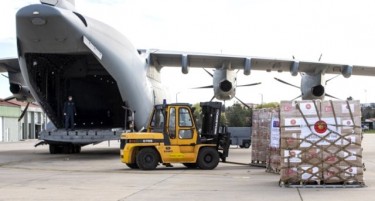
[346,120,351,126]
[306,104,311,109]
[314,120,327,134]
[290,119,297,125]
[284,105,292,111]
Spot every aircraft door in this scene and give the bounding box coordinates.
[167,107,178,145]
[177,107,195,146]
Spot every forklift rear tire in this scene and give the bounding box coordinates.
[197,147,219,170]
[136,147,160,170]
[126,163,139,169]
[183,163,197,169]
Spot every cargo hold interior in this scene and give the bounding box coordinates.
[25,53,125,129]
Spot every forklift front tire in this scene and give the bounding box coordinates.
[126,163,139,169]
[197,147,219,170]
[136,147,160,170]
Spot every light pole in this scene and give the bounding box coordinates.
[259,93,263,107]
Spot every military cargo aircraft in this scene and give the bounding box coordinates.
[1,0,375,153]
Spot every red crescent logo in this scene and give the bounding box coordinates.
[314,120,327,134]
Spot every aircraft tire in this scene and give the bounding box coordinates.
[49,144,57,154]
[63,144,73,154]
[197,147,219,170]
[72,145,81,154]
[136,147,159,170]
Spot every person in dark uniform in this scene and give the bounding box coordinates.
[64,95,77,130]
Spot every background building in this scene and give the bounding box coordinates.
[0,98,47,142]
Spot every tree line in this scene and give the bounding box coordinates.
[193,102,279,127]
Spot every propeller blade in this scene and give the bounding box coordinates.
[291,95,302,101]
[191,85,213,89]
[234,97,251,109]
[210,96,215,102]
[223,100,226,112]
[325,93,341,100]
[3,96,14,101]
[1,74,9,78]
[237,82,261,87]
[318,53,323,62]
[18,102,30,122]
[325,74,340,85]
[203,68,213,77]
[274,77,300,89]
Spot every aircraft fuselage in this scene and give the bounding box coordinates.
[16,4,165,131]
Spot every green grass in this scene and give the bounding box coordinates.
[363,130,375,134]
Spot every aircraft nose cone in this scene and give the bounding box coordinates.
[219,80,232,92]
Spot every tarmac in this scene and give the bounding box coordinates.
[0,135,374,201]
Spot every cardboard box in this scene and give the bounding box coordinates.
[281,149,302,167]
[323,166,342,183]
[251,108,274,163]
[280,167,299,182]
[279,100,365,185]
[280,132,302,149]
[301,147,322,166]
[321,100,361,118]
[339,145,363,166]
[299,165,321,181]
[340,166,364,183]
[280,100,321,118]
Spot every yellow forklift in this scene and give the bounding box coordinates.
[120,102,230,170]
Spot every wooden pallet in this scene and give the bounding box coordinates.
[250,160,266,167]
[279,180,366,188]
[266,168,280,174]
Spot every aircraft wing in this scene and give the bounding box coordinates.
[0,58,21,73]
[149,50,375,77]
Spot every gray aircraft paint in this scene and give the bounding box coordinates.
[16,3,163,129]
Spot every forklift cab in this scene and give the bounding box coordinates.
[148,103,198,146]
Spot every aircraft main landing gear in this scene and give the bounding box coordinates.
[49,144,81,154]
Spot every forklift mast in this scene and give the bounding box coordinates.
[199,102,230,161]
[200,102,222,138]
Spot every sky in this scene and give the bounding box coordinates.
[1,0,375,105]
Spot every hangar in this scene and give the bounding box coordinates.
[0,98,46,142]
